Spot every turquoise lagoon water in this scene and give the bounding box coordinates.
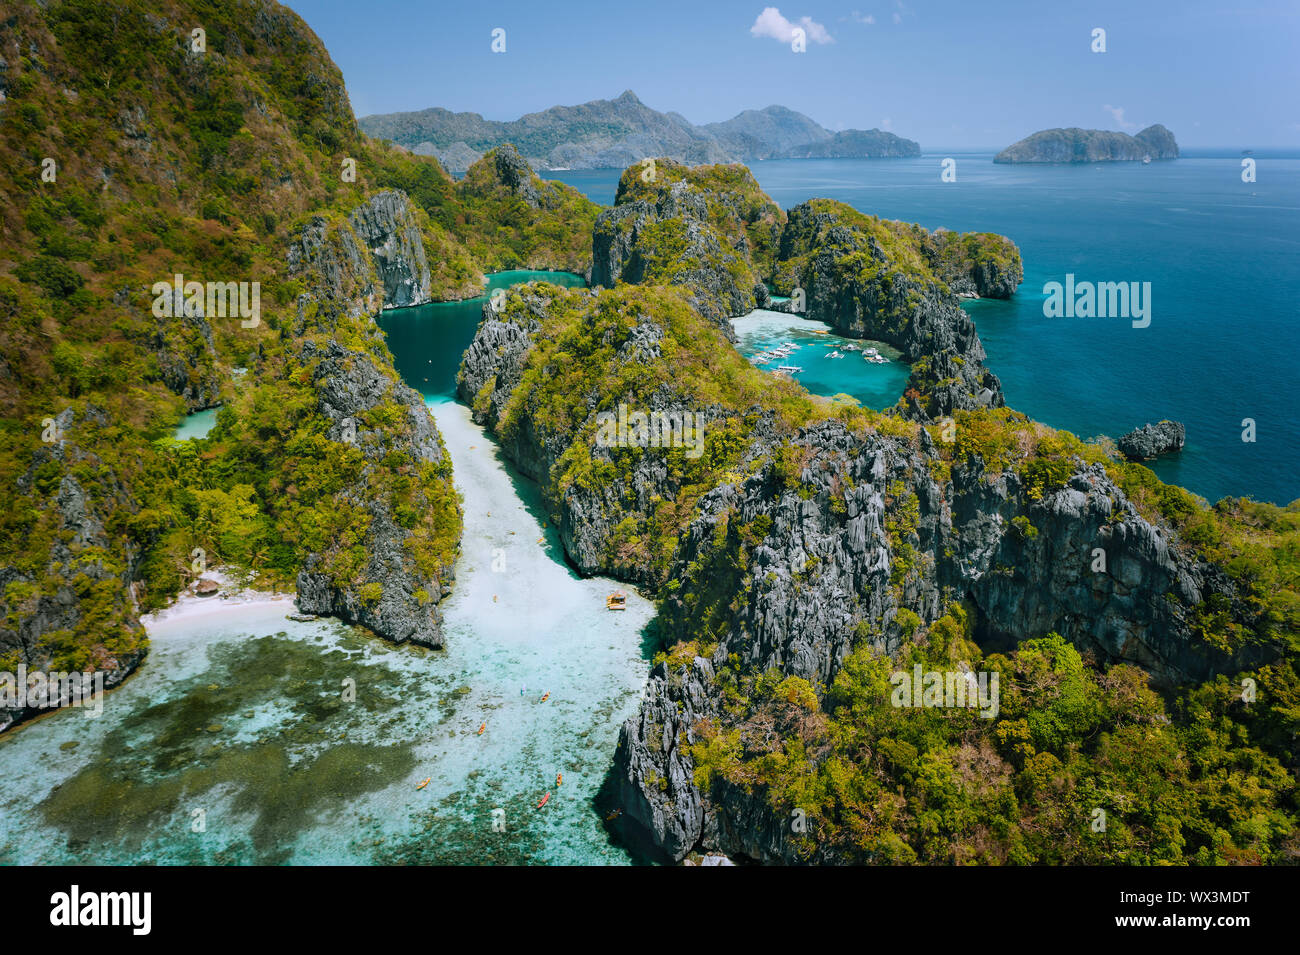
[171,406,219,441]
[732,309,910,410]
[546,154,1300,505]
[378,269,586,402]
[0,271,654,865]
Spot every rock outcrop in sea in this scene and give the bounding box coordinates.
[1118,420,1186,460]
[995,125,1179,163]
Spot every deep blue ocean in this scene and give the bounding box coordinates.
[545,152,1300,506]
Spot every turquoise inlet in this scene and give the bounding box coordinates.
[0,272,655,865]
[732,309,911,410]
[546,155,1300,506]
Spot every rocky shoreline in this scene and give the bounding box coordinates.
[454,158,1284,864]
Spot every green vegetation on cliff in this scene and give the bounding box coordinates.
[0,0,463,681]
[613,160,786,278]
[689,604,1298,864]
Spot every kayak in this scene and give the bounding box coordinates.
[537,792,550,809]
[539,692,550,703]
[477,722,486,735]
[556,773,563,786]
[416,777,431,790]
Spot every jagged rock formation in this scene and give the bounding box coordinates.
[925,228,1024,299]
[591,160,784,329]
[360,92,920,173]
[1,406,146,732]
[1119,420,1186,460]
[457,283,743,586]
[592,184,758,329]
[457,275,1276,862]
[590,169,1015,415]
[141,293,222,409]
[347,189,433,308]
[995,125,1179,163]
[771,200,1007,416]
[614,420,1274,862]
[453,160,1284,864]
[293,341,454,647]
[286,191,458,647]
[456,145,602,277]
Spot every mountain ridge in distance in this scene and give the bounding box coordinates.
[359,90,921,173]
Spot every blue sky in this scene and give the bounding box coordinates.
[285,0,1299,149]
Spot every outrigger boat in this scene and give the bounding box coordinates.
[606,590,627,610]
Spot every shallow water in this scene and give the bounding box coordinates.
[732,309,910,410]
[0,271,655,866]
[171,407,219,441]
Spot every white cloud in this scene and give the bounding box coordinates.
[850,10,876,24]
[1103,104,1138,130]
[892,12,901,23]
[881,117,893,131]
[750,7,834,44]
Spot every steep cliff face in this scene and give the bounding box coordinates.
[0,0,469,736]
[1134,124,1180,160]
[925,228,1024,299]
[286,192,460,647]
[1,407,147,732]
[455,145,601,276]
[592,189,757,330]
[142,299,223,410]
[347,189,433,309]
[456,282,775,587]
[614,415,1276,862]
[293,342,455,647]
[772,201,1005,417]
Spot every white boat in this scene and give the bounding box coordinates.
[826,350,844,359]
[775,365,804,373]
[1142,155,1151,164]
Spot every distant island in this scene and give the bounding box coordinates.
[994,125,1179,163]
[359,90,920,173]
